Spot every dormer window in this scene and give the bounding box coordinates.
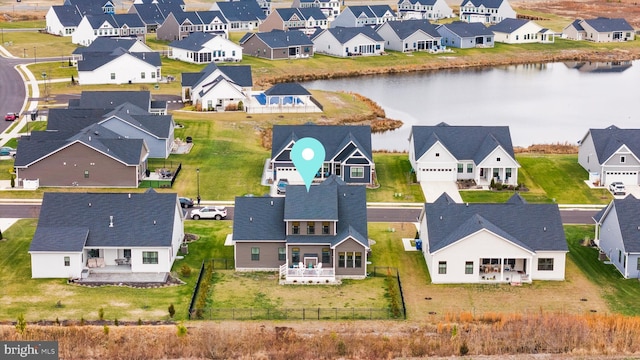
[621,156,626,163]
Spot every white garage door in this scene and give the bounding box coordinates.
[418,167,456,182]
[605,171,638,186]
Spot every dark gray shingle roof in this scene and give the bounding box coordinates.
[233,175,368,247]
[14,124,144,167]
[264,83,311,96]
[244,29,314,48]
[77,48,160,71]
[411,123,515,164]
[599,196,640,252]
[69,91,154,110]
[583,17,634,32]
[437,21,493,37]
[490,18,529,33]
[51,5,84,27]
[214,0,266,22]
[271,124,372,162]
[73,37,140,55]
[380,19,440,39]
[460,0,506,9]
[588,126,640,163]
[425,193,567,252]
[324,26,384,43]
[30,190,179,251]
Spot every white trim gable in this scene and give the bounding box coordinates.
[271,140,295,164]
[431,228,535,256]
[416,141,457,163]
[332,235,370,250]
[476,145,519,168]
[603,144,640,166]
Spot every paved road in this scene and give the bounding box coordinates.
[0,204,598,225]
[0,55,30,133]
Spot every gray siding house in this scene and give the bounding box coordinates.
[270,124,374,186]
[239,29,314,59]
[594,196,640,278]
[48,102,174,159]
[578,125,640,187]
[14,124,149,188]
[436,21,494,48]
[232,176,369,283]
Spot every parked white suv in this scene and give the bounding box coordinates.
[609,182,626,195]
[191,206,227,220]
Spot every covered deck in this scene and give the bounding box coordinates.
[478,258,531,284]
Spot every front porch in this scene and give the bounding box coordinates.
[476,167,517,187]
[279,264,341,285]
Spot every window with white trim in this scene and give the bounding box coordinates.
[251,247,260,261]
[438,261,447,274]
[537,258,554,271]
[142,251,158,264]
[350,167,364,178]
[64,256,70,266]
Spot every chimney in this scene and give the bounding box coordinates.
[109,216,114,227]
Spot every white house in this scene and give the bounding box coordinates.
[72,13,146,46]
[181,63,253,111]
[313,27,385,57]
[29,190,184,280]
[491,18,554,44]
[376,19,442,52]
[77,48,161,85]
[397,0,454,20]
[593,196,640,279]
[419,193,568,284]
[46,5,83,36]
[409,123,520,186]
[330,5,397,28]
[459,0,516,24]
[169,32,242,63]
[578,125,640,187]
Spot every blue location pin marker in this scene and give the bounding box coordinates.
[291,137,325,192]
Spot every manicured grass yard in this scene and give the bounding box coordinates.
[461,154,612,204]
[368,153,425,203]
[0,220,232,322]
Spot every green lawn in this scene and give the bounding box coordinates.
[461,154,612,204]
[368,153,424,203]
[0,219,234,322]
[565,225,640,316]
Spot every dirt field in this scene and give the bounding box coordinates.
[513,0,640,28]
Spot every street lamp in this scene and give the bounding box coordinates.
[196,168,200,205]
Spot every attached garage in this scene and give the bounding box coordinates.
[418,167,456,182]
[604,171,638,186]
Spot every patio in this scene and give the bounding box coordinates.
[76,266,169,284]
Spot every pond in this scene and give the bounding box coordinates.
[303,61,638,151]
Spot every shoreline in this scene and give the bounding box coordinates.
[255,48,640,86]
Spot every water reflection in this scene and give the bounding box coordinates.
[563,61,632,73]
[303,61,639,151]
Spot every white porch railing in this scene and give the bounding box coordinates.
[279,264,336,283]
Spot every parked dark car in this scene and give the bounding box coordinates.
[179,197,194,208]
[277,179,288,194]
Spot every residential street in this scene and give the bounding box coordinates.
[0,203,598,226]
